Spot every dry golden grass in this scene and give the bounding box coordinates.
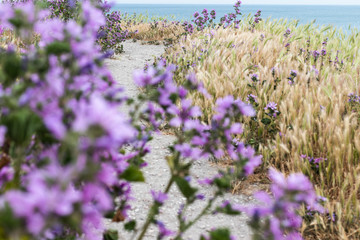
[0,29,20,48]
[124,21,185,42]
[0,29,40,50]
[161,19,360,239]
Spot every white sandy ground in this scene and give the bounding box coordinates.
[104,40,256,240]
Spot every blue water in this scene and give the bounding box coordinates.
[112,4,360,30]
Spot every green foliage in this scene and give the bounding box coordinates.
[103,230,119,240]
[174,176,198,201]
[200,228,233,240]
[45,41,71,55]
[1,108,43,145]
[124,220,137,231]
[120,166,145,182]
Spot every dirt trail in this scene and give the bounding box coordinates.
[104,40,255,240]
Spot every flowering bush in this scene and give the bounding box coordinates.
[183,0,243,35]
[97,10,130,54]
[47,0,129,54]
[47,0,80,21]
[0,1,138,239]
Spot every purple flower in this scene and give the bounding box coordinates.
[246,94,258,104]
[321,49,327,56]
[288,70,297,85]
[264,102,280,118]
[300,154,327,168]
[311,65,319,75]
[196,194,205,200]
[175,143,203,160]
[284,28,291,37]
[313,50,320,60]
[348,93,360,103]
[290,70,297,78]
[151,190,168,204]
[0,126,7,147]
[156,221,175,239]
[0,166,13,188]
[82,1,105,30]
[251,74,259,82]
[72,94,136,147]
[243,168,321,240]
[214,96,256,120]
[264,102,277,111]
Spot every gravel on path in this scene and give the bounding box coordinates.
[104,40,255,240]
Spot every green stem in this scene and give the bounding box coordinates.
[174,197,216,240]
[13,146,24,188]
[136,177,174,240]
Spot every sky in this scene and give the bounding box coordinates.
[115,0,360,5]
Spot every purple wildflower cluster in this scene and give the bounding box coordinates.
[321,49,327,56]
[97,10,131,54]
[247,94,258,105]
[254,10,262,24]
[182,20,195,35]
[264,102,280,118]
[134,65,260,172]
[248,9,262,32]
[284,28,291,38]
[132,64,263,238]
[300,155,327,168]
[243,168,323,240]
[219,1,242,28]
[313,50,320,61]
[347,93,360,113]
[47,0,129,54]
[234,0,242,15]
[251,73,260,83]
[47,0,79,21]
[0,2,138,239]
[192,8,216,31]
[183,1,243,35]
[288,70,297,85]
[304,196,336,225]
[348,93,360,103]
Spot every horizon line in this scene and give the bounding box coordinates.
[115,3,360,5]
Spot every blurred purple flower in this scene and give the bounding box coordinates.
[151,190,168,204]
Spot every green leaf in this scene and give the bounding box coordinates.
[46,41,71,55]
[174,176,197,200]
[215,203,241,216]
[103,230,118,240]
[213,176,231,190]
[120,166,145,182]
[1,108,43,145]
[1,53,22,87]
[0,204,22,232]
[261,118,271,125]
[124,220,137,231]
[209,228,232,240]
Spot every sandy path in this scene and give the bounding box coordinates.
[104,40,254,240]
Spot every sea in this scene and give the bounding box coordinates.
[112,4,360,31]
